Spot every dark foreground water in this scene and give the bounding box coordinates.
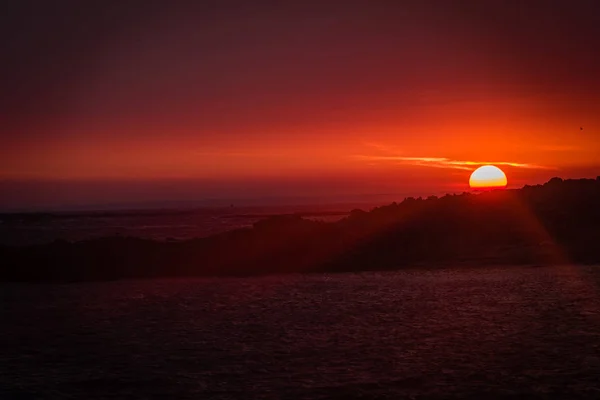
[3,266,600,399]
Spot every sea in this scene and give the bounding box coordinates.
[0,205,355,246]
[2,266,600,399]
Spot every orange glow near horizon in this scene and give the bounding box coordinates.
[4,97,599,183]
[469,166,508,190]
[2,114,600,189]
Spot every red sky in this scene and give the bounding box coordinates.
[2,1,600,210]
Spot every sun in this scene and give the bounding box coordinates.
[469,165,507,190]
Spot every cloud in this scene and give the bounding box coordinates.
[354,155,555,170]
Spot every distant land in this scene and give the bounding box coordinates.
[1,177,599,282]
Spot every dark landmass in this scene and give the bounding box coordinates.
[1,177,600,282]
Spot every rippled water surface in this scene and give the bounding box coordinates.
[3,266,600,399]
[0,206,350,246]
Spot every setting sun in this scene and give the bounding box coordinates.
[469,165,508,190]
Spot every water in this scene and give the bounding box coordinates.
[2,266,600,399]
[0,205,351,246]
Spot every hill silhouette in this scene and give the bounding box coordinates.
[1,177,600,282]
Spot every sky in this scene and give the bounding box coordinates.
[2,0,600,210]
